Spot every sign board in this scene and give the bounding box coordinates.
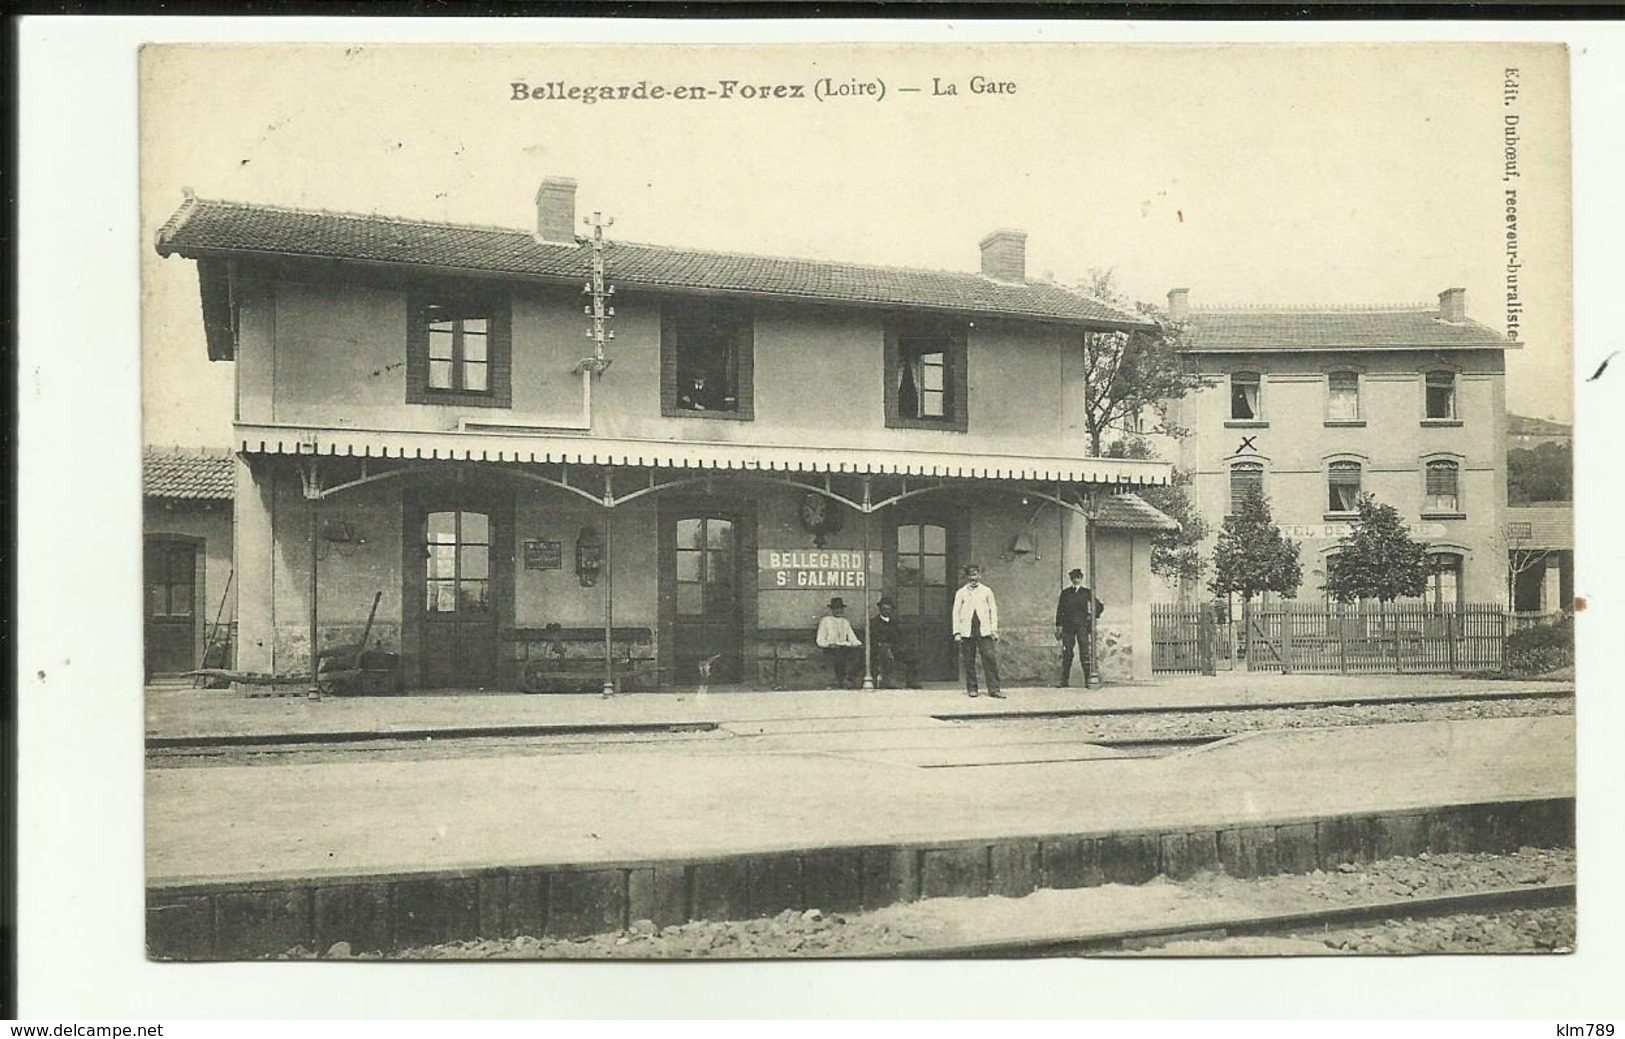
[1281,523,1449,541]
[758,549,883,591]
[524,539,563,570]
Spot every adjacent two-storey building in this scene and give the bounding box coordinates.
[1160,287,1515,606]
[154,179,1176,692]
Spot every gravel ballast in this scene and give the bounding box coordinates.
[277,847,1574,960]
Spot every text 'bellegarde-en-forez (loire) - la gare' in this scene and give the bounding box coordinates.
[509,75,1017,105]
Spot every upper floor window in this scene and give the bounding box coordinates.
[1327,460,1362,514]
[1229,461,1264,515]
[661,301,754,420]
[885,318,968,431]
[1424,371,1458,421]
[1327,371,1361,423]
[1425,460,1462,514]
[1229,372,1262,422]
[406,293,511,408]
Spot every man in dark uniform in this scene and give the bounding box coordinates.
[1054,568,1106,688]
[870,595,921,689]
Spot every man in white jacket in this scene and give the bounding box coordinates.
[814,596,865,689]
[951,564,1004,699]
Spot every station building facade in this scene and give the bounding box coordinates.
[155,180,1176,692]
[144,449,236,677]
[1155,288,1515,606]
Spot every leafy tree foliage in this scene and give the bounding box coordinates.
[1507,441,1572,503]
[1208,489,1302,603]
[1324,493,1429,603]
[1105,436,1210,584]
[1077,270,1212,457]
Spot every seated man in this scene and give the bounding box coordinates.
[814,596,864,689]
[870,595,920,689]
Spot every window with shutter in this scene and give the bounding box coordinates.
[1425,460,1461,513]
[1229,461,1264,515]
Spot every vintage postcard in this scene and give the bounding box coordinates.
[138,41,1575,966]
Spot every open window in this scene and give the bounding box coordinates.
[1327,460,1362,515]
[885,318,968,431]
[661,301,754,419]
[1229,372,1262,423]
[1424,370,1458,421]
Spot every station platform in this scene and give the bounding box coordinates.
[145,703,1576,958]
[145,670,1572,744]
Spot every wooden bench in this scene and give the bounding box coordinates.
[504,626,656,694]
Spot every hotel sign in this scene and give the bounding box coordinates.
[1282,523,1449,540]
[758,549,883,590]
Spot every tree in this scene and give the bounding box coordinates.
[1507,441,1571,503]
[1505,522,1552,611]
[1076,269,1212,457]
[1324,494,1428,603]
[1208,489,1303,603]
[1104,436,1210,586]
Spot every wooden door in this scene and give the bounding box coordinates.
[417,507,498,687]
[145,536,201,676]
[665,514,743,684]
[889,517,957,680]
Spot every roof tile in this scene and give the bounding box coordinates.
[156,197,1149,329]
[143,449,235,500]
[1096,492,1180,532]
[1182,307,1508,351]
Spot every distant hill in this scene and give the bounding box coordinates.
[1507,414,1572,440]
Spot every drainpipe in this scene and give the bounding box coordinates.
[305,462,322,701]
[602,471,616,697]
[1086,487,1101,689]
[861,476,874,692]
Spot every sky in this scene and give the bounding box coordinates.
[141,42,1574,446]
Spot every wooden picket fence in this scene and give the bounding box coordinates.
[1153,602,1506,675]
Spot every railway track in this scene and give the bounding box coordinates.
[146,690,1572,763]
[884,881,1576,958]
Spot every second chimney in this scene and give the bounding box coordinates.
[535,177,578,244]
[979,229,1028,283]
[1438,287,1466,323]
[1167,287,1190,322]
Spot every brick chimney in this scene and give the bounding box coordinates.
[979,229,1028,283]
[535,177,578,244]
[1438,287,1466,323]
[1167,287,1190,322]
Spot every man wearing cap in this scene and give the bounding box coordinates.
[951,564,1004,698]
[815,596,865,689]
[1055,568,1107,688]
[870,595,920,690]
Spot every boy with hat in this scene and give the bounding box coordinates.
[814,596,865,689]
[1054,568,1106,687]
[870,595,921,689]
[951,564,1003,698]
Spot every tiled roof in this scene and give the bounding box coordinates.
[1096,492,1180,532]
[1505,504,1572,551]
[1180,306,1509,352]
[144,449,234,500]
[155,196,1149,329]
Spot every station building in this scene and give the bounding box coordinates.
[154,180,1176,692]
[1156,288,1516,606]
[144,448,236,677]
